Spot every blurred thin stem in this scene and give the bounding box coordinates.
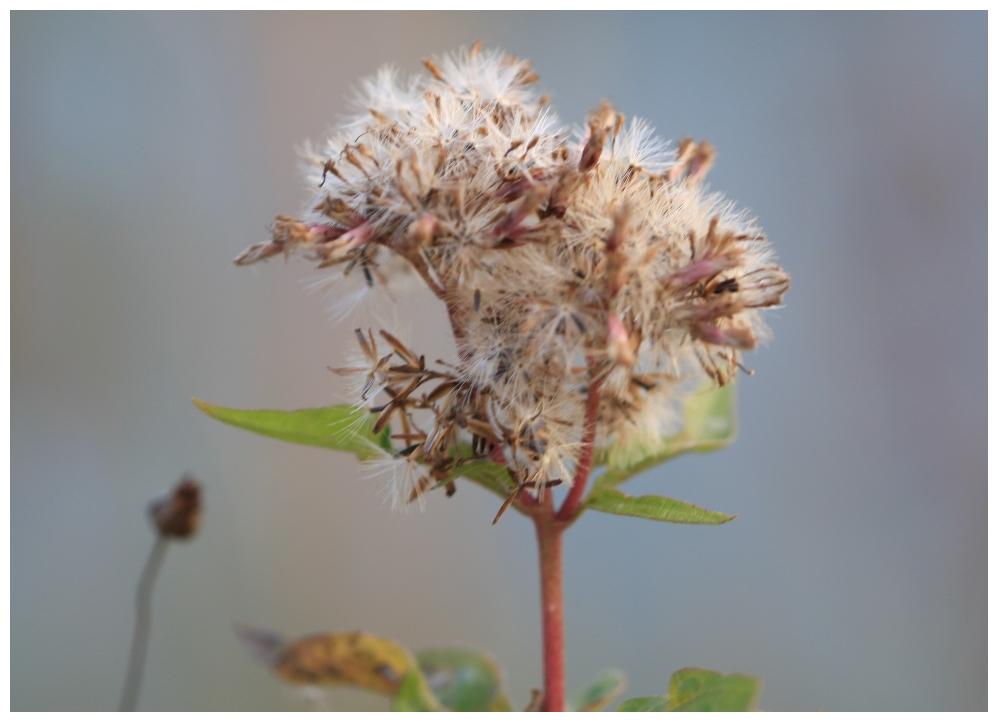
[119,536,168,711]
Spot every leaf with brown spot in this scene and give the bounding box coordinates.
[271,631,414,695]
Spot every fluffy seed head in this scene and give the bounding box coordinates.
[236,45,790,511]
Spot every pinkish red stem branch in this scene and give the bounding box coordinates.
[556,375,603,521]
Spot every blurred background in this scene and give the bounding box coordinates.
[11,11,986,711]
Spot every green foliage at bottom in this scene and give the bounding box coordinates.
[415,648,510,711]
[619,667,760,712]
[571,670,627,711]
[237,626,759,712]
[390,670,444,712]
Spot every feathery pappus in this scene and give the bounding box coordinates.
[235,44,790,515]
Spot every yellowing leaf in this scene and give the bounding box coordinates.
[240,628,413,695]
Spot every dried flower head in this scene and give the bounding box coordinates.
[236,46,789,511]
[149,476,202,539]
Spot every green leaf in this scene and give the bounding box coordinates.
[193,400,391,458]
[453,461,513,501]
[571,670,626,711]
[448,441,516,501]
[416,648,511,711]
[585,489,734,525]
[665,668,760,711]
[194,400,515,503]
[619,697,670,712]
[391,669,445,712]
[619,668,759,712]
[593,384,736,491]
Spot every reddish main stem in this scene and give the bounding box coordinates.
[534,518,566,712]
[531,375,603,711]
[421,267,602,712]
[556,376,603,521]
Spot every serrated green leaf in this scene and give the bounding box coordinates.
[666,668,759,711]
[585,489,734,525]
[593,385,736,491]
[193,400,391,458]
[619,697,669,712]
[416,648,511,711]
[391,669,445,711]
[571,670,626,711]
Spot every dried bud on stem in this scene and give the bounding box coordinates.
[121,474,203,711]
[149,476,202,540]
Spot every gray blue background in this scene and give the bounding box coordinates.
[11,11,986,711]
